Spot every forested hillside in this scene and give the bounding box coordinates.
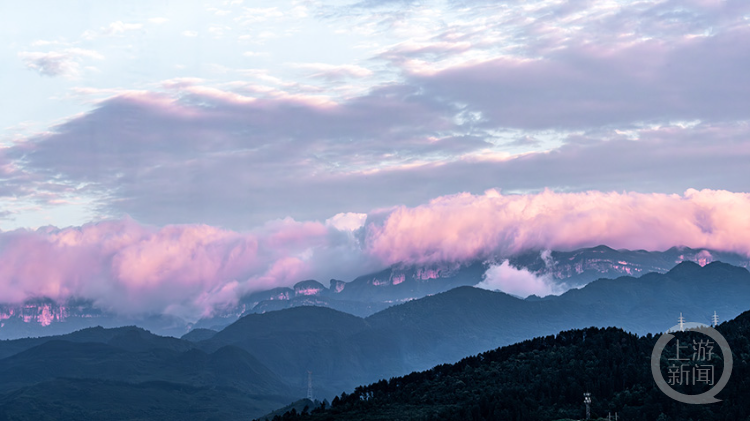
[265,310,750,421]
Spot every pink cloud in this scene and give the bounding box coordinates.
[0,217,342,320]
[365,189,750,265]
[0,189,749,320]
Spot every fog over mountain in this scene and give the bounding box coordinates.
[1,241,748,339]
[0,189,749,329]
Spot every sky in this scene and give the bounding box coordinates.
[1,0,749,318]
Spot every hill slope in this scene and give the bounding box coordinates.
[0,378,289,421]
[0,327,295,419]
[265,309,750,421]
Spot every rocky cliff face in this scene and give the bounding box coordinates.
[510,245,750,287]
[0,302,66,327]
[293,280,327,296]
[0,298,103,328]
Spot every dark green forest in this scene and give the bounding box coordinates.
[262,311,750,421]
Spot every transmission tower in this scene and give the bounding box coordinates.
[307,371,314,401]
[712,311,719,328]
[679,312,685,332]
[584,392,591,420]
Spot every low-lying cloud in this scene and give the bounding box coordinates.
[0,216,373,321]
[0,188,749,320]
[475,261,559,298]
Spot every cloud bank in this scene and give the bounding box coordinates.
[0,189,748,319]
[366,189,750,265]
[0,216,372,320]
[7,86,750,229]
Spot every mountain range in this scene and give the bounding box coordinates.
[187,261,750,400]
[0,260,748,419]
[1,245,746,340]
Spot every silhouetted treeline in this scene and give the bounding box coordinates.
[261,310,750,421]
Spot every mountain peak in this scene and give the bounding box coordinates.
[666,260,702,277]
[591,244,617,252]
[293,280,326,296]
[329,279,346,293]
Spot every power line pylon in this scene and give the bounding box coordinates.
[307,371,314,401]
[679,312,685,332]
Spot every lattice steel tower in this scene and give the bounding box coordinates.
[584,392,591,420]
[679,312,685,332]
[307,371,314,401]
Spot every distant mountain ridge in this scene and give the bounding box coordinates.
[510,245,750,286]
[193,246,750,329]
[1,245,748,339]
[192,261,750,399]
[0,261,749,419]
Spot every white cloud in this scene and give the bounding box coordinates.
[243,51,270,57]
[105,21,143,35]
[475,261,559,298]
[82,21,143,39]
[293,62,374,79]
[161,77,204,90]
[30,40,66,47]
[239,7,284,24]
[208,25,231,37]
[326,212,367,231]
[18,48,103,78]
[208,7,232,16]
